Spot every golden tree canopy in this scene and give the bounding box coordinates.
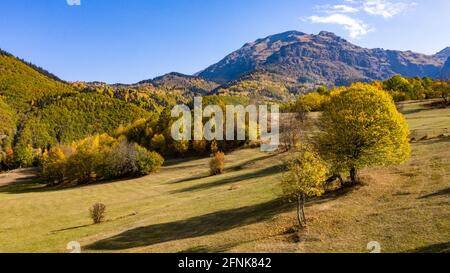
[281,145,328,199]
[317,83,411,174]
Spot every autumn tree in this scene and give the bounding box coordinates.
[317,83,411,184]
[296,92,328,112]
[280,113,305,151]
[209,151,225,176]
[150,134,167,154]
[433,81,450,105]
[281,145,328,227]
[13,144,35,168]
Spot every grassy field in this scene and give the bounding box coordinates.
[0,100,449,253]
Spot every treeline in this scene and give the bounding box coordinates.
[114,95,256,158]
[41,134,163,186]
[283,75,450,112]
[0,48,62,82]
[73,82,188,113]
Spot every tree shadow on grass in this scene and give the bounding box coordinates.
[404,242,450,253]
[416,137,450,146]
[167,153,280,185]
[400,108,430,115]
[86,185,360,252]
[418,187,450,199]
[0,168,43,194]
[86,198,290,251]
[0,173,138,194]
[171,164,286,193]
[163,156,205,167]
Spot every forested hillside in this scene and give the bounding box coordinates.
[0,50,151,169]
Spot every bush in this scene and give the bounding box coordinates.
[135,146,164,175]
[89,203,106,224]
[209,151,225,176]
[13,144,35,168]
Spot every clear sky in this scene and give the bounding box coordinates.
[1,0,449,83]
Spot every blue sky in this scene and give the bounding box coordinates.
[1,0,449,83]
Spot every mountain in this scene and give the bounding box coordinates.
[441,57,450,80]
[212,70,302,101]
[198,31,446,86]
[74,72,219,113]
[148,72,219,95]
[434,47,450,63]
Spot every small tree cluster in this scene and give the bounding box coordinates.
[282,83,411,227]
[41,134,164,186]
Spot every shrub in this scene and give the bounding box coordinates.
[134,145,164,175]
[2,148,15,170]
[209,151,225,176]
[192,139,207,154]
[150,134,166,154]
[89,203,106,224]
[13,144,35,168]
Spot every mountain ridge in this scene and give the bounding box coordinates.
[198,31,448,86]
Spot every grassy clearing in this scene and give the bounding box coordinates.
[0,100,449,253]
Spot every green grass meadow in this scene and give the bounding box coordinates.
[0,100,449,253]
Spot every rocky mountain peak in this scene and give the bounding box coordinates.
[434,47,450,62]
[198,30,445,86]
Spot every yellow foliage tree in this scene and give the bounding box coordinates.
[150,134,166,154]
[281,145,328,227]
[296,92,329,112]
[317,83,411,184]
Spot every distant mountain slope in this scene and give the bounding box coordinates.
[149,72,219,95]
[434,47,450,63]
[441,57,450,80]
[212,70,302,101]
[199,31,446,86]
[72,73,219,113]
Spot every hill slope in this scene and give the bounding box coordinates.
[199,31,446,86]
[0,50,75,113]
[149,72,219,95]
[0,50,150,152]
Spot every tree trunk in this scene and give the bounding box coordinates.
[296,195,302,227]
[350,167,357,185]
[296,194,306,227]
[301,193,307,226]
